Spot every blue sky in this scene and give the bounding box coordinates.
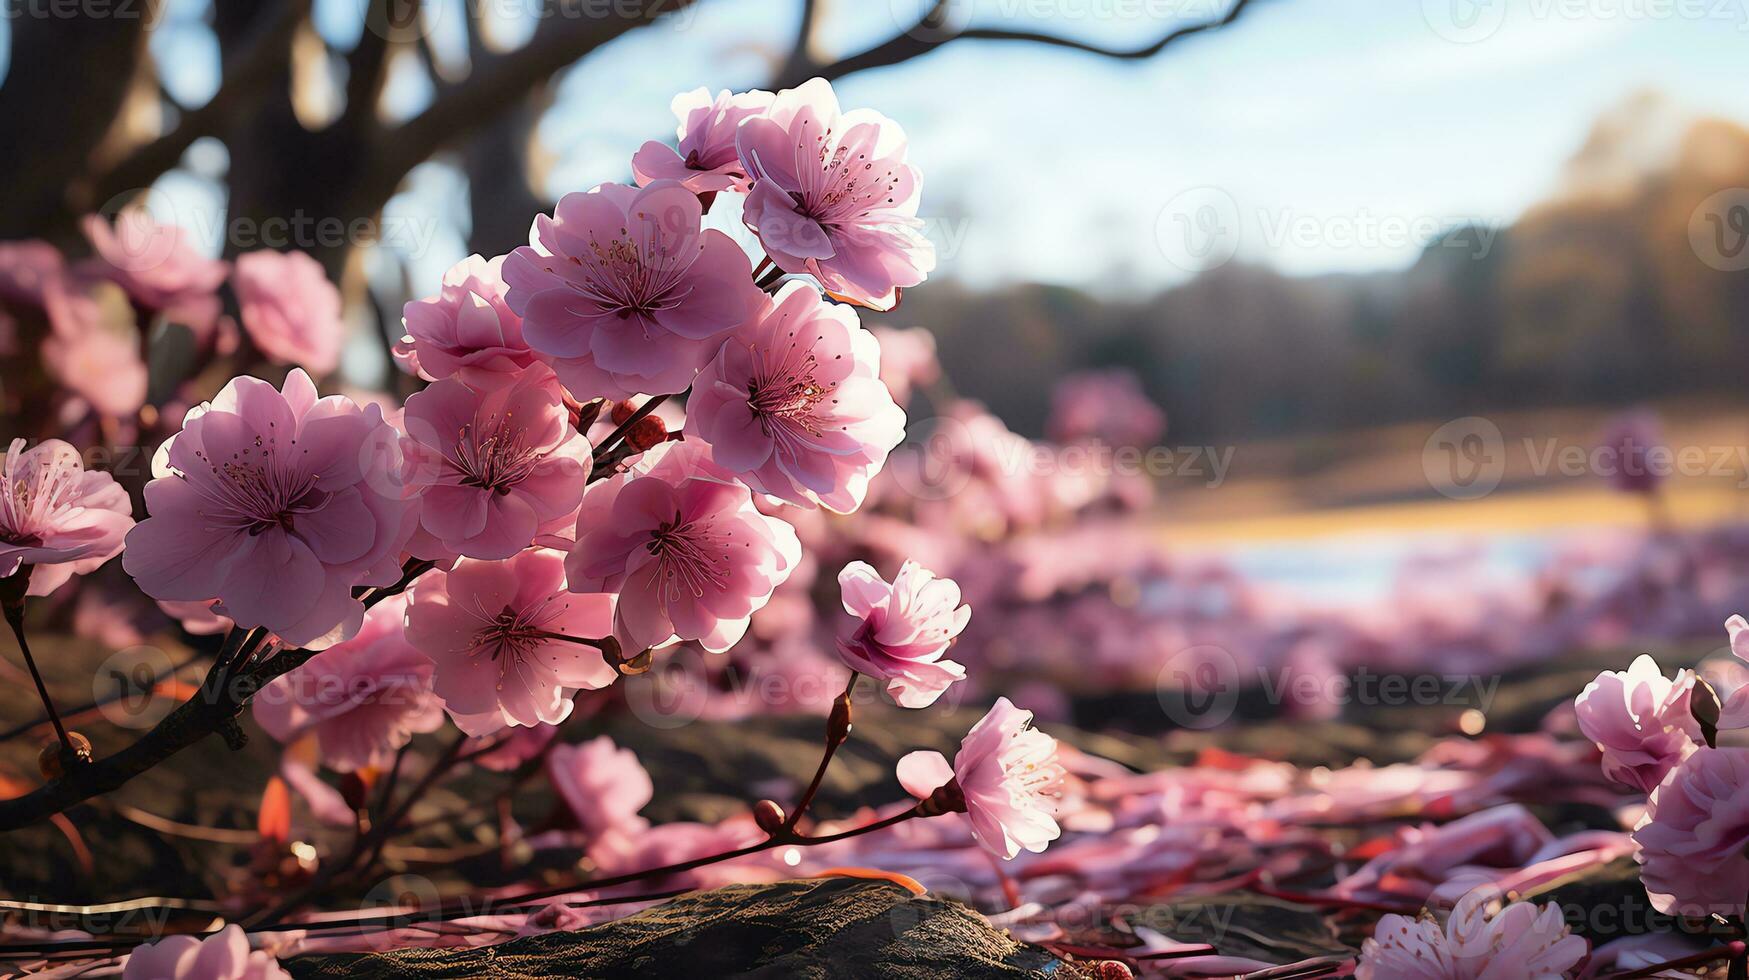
[522,0,1749,290]
[15,0,1749,293]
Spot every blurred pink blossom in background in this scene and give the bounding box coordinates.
[547,735,653,839]
[81,211,227,335]
[40,278,148,419]
[233,250,345,376]
[1047,368,1166,448]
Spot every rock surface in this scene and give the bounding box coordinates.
[283,878,1090,979]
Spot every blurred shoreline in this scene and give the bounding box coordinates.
[1158,399,1749,542]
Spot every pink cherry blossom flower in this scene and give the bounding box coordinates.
[404,549,617,736]
[1355,897,1587,980]
[1716,614,1749,728]
[1633,746,1749,918]
[503,181,760,398]
[394,254,536,382]
[252,595,444,773]
[81,212,227,332]
[399,363,588,560]
[41,277,148,419]
[1573,654,1703,793]
[896,697,1064,860]
[631,87,774,195]
[0,439,133,597]
[566,444,801,653]
[233,250,345,376]
[834,560,968,708]
[123,370,411,649]
[685,281,905,512]
[123,925,290,980]
[870,326,939,407]
[546,735,652,838]
[736,77,933,310]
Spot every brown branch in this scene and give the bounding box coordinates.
[781,0,1266,87]
[361,0,700,211]
[774,0,821,88]
[0,561,434,832]
[86,0,311,208]
[343,1,397,131]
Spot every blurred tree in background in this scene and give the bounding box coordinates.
[2,1,1745,443]
[906,97,1749,443]
[0,0,1259,383]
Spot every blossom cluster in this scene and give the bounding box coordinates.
[17,72,1733,980]
[0,77,1065,979]
[1568,618,1749,923]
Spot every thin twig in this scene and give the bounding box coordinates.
[2,580,72,754]
[1616,942,1745,980]
[247,732,470,928]
[0,806,928,960]
[0,559,438,831]
[785,672,858,831]
[591,394,671,466]
[0,649,204,744]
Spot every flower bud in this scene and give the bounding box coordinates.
[627,415,667,452]
[37,732,93,780]
[340,770,373,811]
[752,799,787,835]
[610,399,639,425]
